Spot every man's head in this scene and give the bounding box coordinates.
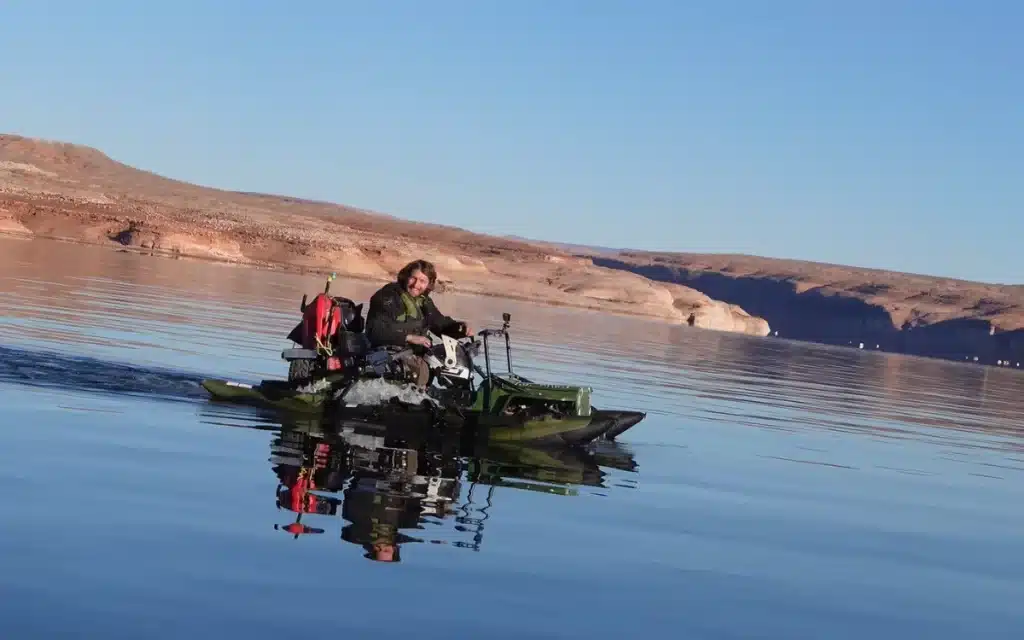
[367,542,400,562]
[396,259,437,297]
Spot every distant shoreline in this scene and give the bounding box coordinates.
[4,131,1023,368]
[0,231,701,329]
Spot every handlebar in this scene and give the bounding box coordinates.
[476,328,507,338]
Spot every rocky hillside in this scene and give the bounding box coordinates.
[0,134,770,336]
[582,251,1024,366]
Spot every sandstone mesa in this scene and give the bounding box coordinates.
[0,134,770,337]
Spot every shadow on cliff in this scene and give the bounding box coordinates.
[593,257,1024,367]
[903,320,1024,364]
[593,258,899,342]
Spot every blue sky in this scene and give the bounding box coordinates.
[2,1,1021,283]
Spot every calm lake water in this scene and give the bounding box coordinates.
[2,236,1024,639]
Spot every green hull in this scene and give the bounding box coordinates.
[201,378,623,447]
[202,379,328,414]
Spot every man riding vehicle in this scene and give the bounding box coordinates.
[365,259,472,387]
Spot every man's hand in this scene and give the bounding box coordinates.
[405,334,431,348]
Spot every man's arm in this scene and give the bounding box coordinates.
[423,296,465,337]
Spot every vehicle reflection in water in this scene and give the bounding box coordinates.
[261,415,639,562]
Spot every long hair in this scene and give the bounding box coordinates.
[396,259,438,293]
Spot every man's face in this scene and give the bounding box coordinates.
[405,269,429,296]
[373,542,397,562]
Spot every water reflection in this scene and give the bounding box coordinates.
[258,414,637,562]
[0,338,643,562]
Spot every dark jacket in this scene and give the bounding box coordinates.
[365,282,463,347]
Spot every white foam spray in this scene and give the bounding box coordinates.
[335,377,439,407]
